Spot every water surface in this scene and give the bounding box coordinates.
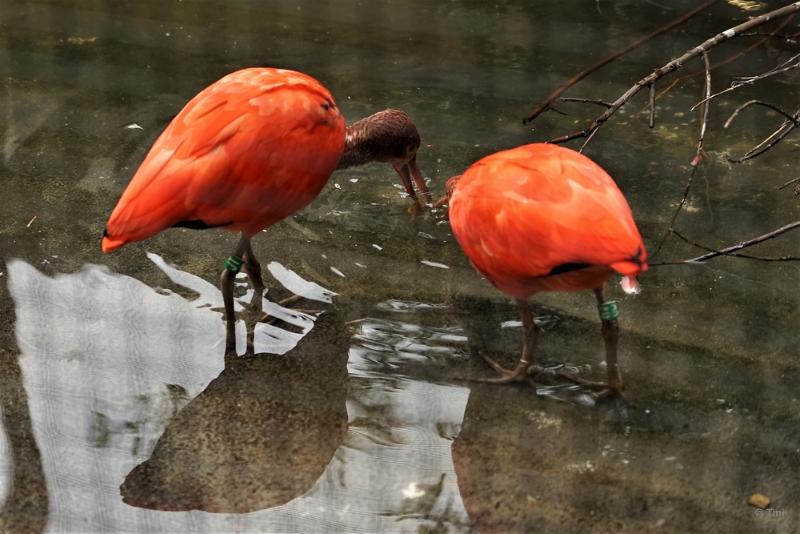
[1,1,799,532]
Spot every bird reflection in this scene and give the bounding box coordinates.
[119,310,349,513]
[0,317,49,533]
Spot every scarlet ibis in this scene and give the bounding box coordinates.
[446,143,647,398]
[102,67,429,354]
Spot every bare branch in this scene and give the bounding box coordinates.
[671,230,800,262]
[578,127,600,154]
[693,52,800,110]
[546,106,569,116]
[777,176,800,190]
[740,31,799,43]
[645,52,710,259]
[522,0,718,124]
[649,15,797,105]
[548,2,800,145]
[651,166,699,259]
[726,103,800,163]
[558,97,614,108]
[650,221,800,266]
[693,51,712,167]
[724,100,800,128]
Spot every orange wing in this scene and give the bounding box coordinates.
[102,68,346,252]
[449,143,646,298]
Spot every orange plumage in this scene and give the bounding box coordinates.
[449,143,647,299]
[102,68,345,252]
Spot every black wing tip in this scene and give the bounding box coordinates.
[173,219,231,230]
[546,262,591,277]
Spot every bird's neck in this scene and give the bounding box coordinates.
[337,119,376,170]
[336,109,419,170]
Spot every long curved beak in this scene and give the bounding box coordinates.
[393,155,431,204]
[407,156,431,203]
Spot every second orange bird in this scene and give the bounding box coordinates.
[446,143,647,398]
[103,67,429,354]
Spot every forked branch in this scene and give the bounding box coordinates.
[546,2,800,145]
[522,0,718,124]
[725,103,800,163]
[651,221,800,266]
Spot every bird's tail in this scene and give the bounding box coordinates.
[101,229,128,253]
[610,246,648,295]
[619,276,641,295]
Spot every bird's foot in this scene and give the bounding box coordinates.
[555,370,625,401]
[470,353,538,390]
[406,199,425,220]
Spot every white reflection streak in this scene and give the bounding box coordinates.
[267,261,337,303]
[342,314,472,530]
[5,257,330,532]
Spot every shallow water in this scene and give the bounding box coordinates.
[1,1,799,532]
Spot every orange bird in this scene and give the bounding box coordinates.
[446,143,647,398]
[103,68,429,354]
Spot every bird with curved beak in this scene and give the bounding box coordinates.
[337,108,431,206]
[102,67,429,355]
[442,143,647,399]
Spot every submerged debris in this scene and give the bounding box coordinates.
[748,493,770,509]
[420,260,449,269]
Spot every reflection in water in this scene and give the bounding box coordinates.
[6,259,474,531]
[347,312,471,531]
[2,0,799,531]
[6,257,231,531]
[0,269,49,533]
[120,311,349,513]
[454,295,601,406]
[451,310,800,533]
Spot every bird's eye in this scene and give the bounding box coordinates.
[321,102,331,110]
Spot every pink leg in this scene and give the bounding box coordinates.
[557,286,625,399]
[220,233,249,356]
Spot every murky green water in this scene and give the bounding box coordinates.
[1,0,799,532]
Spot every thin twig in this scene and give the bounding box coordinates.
[740,31,798,43]
[670,230,800,262]
[650,221,800,265]
[559,97,614,108]
[724,100,800,128]
[649,15,796,105]
[693,51,712,167]
[651,52,711,259]
[547,106,569,116]
[726,103,800,162]
[548,2,800,145]
[523,0,719,124]
[778,176,800,190]
[693,52,800,110]
[579,128,600,154]
[651,166,699,258]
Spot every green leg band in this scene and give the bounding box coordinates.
[598,300,619,321]
[224,254,244,273]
